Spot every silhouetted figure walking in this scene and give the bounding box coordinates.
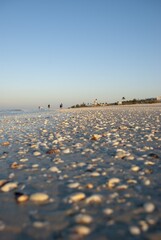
[48,104,50,109]
[60,103,63,109]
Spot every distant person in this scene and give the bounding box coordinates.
[48,104,50,109]
[60,103,63,109]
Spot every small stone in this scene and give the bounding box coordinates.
[117,184,128,190]
[90,172,100,177]
[49,166,60,173]
[46,149,60,154]
[144,202,155,213]
[14,192,29,203]
[30,193,49,202]
[69,192,86,202]
[148,153,159,159]
[67,182,80,188]
[115,150,127,159]
[72,225,91,235]
[33,151,41,156]
[127,179,137,184]
[107,178,120,188]
[1,141,10,146]
[33,221,48,228]
[32,164,39,168]
[10,162,23,169]
[91,134,102,141]
[129,226,141,235]
[0,179,7,187]
[86,194,103,204]
[131,166,140,172]
[0,220,5,231]
[20,158,28,162]
[1,182,18,192]
[103,208,113,215]
[63,148,71,154]
[85,183,94,189]
[75,214,93,224]
[145,161,155,166]
[139,220,149,232]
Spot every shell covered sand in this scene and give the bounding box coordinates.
[0,104,161,239]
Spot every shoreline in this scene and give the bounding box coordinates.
[0,104,161,239]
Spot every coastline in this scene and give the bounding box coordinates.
[0,104,161,239]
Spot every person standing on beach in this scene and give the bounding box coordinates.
[48,104,50,109]
[60,103,63,109]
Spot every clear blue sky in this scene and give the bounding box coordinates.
[0,0,161,109]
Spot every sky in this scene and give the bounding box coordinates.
[0,0,161,109]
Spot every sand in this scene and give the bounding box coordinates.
[0,104,161,239]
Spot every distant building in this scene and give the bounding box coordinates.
[157,96,161,101]
[117,101,122,105]
[94,99,98,106]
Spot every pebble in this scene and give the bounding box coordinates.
[1,182,18,192]
[69,193,86,203]
[15,192,29,203]
[0,220,5,231]
[75,214,93,224]
[33,151,41,156]
[49,166,60,173]
[91,134,102,141]
[30,193,49,202]
[0,179,7,187]
[131,166,140,172]
[107,178,120,188]
[115,150,127,159]
[90,172,100,177]
[63,148,71,154]
[144,202,155,213]
[33,221,48,228]
[1,141,10,146]
[86,194,103,204]
[129,226,141,235]
[103,208,113,215]
[46,149,60,154]
[72,225,91,235]
[67,182,80,188]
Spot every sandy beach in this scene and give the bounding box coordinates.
[0,104,161,240]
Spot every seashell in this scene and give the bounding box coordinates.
[86,194,103,204]
[30,193,49,202]
[69,192,86,202]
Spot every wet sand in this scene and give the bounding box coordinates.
[0,104,161,239]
